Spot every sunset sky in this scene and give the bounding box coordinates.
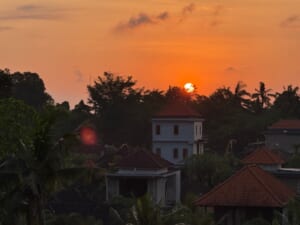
[1,0,300,106]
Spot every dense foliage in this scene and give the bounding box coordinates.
[2,68,300,225]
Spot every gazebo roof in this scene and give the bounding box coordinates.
[118,149,173,170]
[242,147,285,165]
[194,165,295,208]
[268,119,300,129]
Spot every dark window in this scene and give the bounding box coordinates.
[183,148,188,159]
[119,178,147,198]
[155,125,160,135]
[173,148,178,159]
[174,125,179,135]
[156,148,161,156]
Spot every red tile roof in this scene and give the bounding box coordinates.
[154,102,201,118]
[118,149,173,170]
[194,165,295,208]
[269,119,300,129]
[242,147,285,165]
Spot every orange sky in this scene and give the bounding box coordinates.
[1,0,300,106]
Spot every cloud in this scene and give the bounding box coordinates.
[114,3,196,32]
[281,15,300,28]
[0,26,13,31]
[225,67,238,74]
[74,69,84,82]
[179,3,196,22]
[157,11,169,20]
[210,5,224,27]
[182,3,196,15]
[0,4,65,21]
[115,11,170,32]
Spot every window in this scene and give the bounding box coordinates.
[174,125,179,135]
[183,148,188,159]
[155,125,160,135]
[156,148,161,156]
[173,148,178,159]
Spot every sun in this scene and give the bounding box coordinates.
[184,82,195,93]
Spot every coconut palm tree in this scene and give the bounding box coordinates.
[251,82,274,113]
[273,85,300,118]
[233,81,250,108]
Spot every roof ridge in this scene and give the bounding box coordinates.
[248,166,283,206]
[143,149,165,168]
[264,149,280,162]
[194,166,250,205]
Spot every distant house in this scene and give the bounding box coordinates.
[194,165,295,225]
[152,102,204,165]
[105,149,181,206]
[241,147,285,171]
[265,119,300,154]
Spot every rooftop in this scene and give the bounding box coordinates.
[118,149,173,170]
[268,119,300,130]
[153,102,202,118]
[242,147,285,165]
[194,165,295,208]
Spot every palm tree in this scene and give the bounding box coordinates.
[233,81,250,108]
[0,112,102,225]
[251,82,274,113]
[273,85,300,118]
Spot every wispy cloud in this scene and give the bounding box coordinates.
[115,11,170,32]
[179,3,196,22]
[0,26,13,31]
[225,66,238,74]
[210,5,224,27]
[281,15,300,28]
[0,4,66,21]
[114,3,197,33]
[74,69,84,82]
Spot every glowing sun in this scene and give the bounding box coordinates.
[184,83,195,93]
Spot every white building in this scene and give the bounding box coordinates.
[106,149,181,206]
[152,102,204,165]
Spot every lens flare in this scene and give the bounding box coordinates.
[80,127,98,145]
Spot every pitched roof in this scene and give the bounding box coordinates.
[154,102,201,118]
[194,165,295,208]
[269,119,300,129]
[242,147,285,165]
[118,149,173,170]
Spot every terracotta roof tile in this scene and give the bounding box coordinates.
[118,149,173,170]
[194,165,295,207]
[269,119,300,129]
[242,147,285,165]
[154,102,201,118]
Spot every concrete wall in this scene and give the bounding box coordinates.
[265,134,300,153]
[152,142,193,164]
[152,118,203,164]
[152,120,202,142]
[106,171,181,206]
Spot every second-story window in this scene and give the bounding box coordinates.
[173,148,178,159]
[183,148,188,159]
[155,125,160,135]
[174,125,179,135]
[156,148,161,156]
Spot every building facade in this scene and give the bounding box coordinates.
[106,150,181,206]
[152,102,204,165]
[265,119,300,154]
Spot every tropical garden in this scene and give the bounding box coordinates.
[1,68,300,224]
